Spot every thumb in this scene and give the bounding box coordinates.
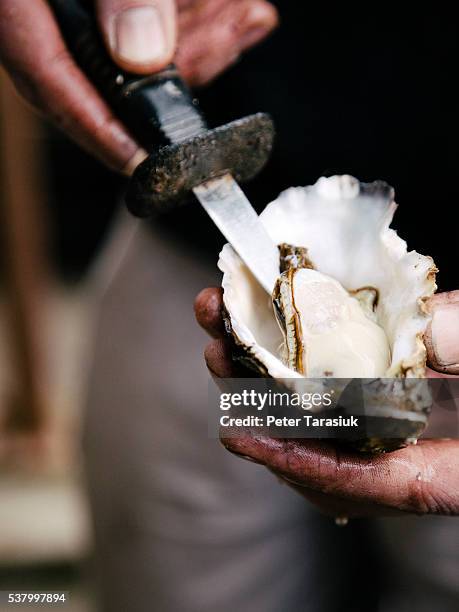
[97,0,176,73]
[425,290,459,375]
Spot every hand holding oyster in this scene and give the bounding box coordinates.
[195,176,459,513]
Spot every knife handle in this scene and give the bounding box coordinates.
[47,0,206,149]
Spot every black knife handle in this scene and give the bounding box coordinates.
[47,0,206,149]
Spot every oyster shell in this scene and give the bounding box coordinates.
[218,175,438,451]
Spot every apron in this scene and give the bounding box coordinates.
[83,215,323,612]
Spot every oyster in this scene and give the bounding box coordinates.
[218,175,438,451]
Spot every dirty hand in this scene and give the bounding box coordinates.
[195,287,459,517]
[0,0,278,173]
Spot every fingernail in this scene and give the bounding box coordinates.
[113,6,166,65]
[431,304,459,367]
[122,148,148,176]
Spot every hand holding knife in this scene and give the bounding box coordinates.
[48,0,280,294]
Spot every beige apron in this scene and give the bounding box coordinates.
[83,216,317,612]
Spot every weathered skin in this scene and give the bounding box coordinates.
[0,0,278,173]
[194,286,459,517]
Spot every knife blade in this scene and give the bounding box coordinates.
[193,175,280,294]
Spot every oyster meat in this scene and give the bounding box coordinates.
[273,249,391,377]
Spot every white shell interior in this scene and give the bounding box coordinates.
[219,175,437,379]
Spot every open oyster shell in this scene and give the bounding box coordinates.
[218,175,438,451]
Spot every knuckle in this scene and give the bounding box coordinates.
[404,446,459,515]
[407,478,459,515]
[406,477,435,514]
[239,0,279,26]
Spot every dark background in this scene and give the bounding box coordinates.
[47,4,457,290]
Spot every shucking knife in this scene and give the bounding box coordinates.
[48,0,280,293]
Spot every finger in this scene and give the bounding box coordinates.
[176,0,278,86]
[278,478,403,518]
[97,0,176,73]
[204,338,238,377]
[221,434,459,515]
[425,290,459,375]
[0,0,145,173]
[226,452,403,517]
[178,0,278,36]
[194,287,226,339]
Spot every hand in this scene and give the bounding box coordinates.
[0,0,278,174]
[194,287,459,517]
